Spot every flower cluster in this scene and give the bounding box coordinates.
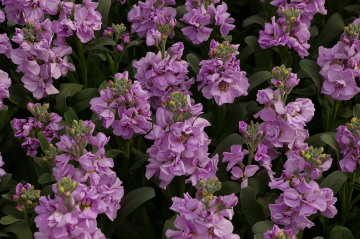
[90,71,152,139]
[128,0,177,42]
[145,92,218,189]
[264,224,296,239]
[259,6,315,58]
[269,0,327,27]
[317,19,360,100]
[9,20,75,99]
[197,40,249,105]
[268,146,337,233]
[336,117,360,172]
[166,177,240,239]
[133,42,194,107]
[181,0,235,44]
[0,70,11,110]
[255,66,314,155]
[1,0,102,43]
[35,120,124,238]
[13,183,41,212]
[103,23,131,52]
[12,103,62,156]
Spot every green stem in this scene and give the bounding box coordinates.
[340,173,357,225]
[296,230,303,239]
[161,38,167,59]
[76,38,88,88]
[23,208,29,224]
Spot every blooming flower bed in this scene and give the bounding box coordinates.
[0,0,359,238]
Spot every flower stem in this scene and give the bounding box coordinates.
[76,38,88,88]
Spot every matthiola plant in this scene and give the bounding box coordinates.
[0,0,360,238]
[337,117,360,172]
[181,0,235,44]
[35,119,124,238]
[197,40,249,105]
[166,177,239,239]
[317,18,360,100]
[145,91,218,189]
[90,71,152,139]
[12,103,62,156]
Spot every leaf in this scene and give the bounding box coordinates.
[0,216,21,226]
[320,133,340,159]
[242,15,265,27]
[56,83,83,113]
[316,13,345,47]
[3,221,32,239]
[211,133,243,157]
[299,59,322,90]
[84,37,116,52]
[186,53,201,74]
[249,71,272,90]
[118,187,155,221]
[64,107,79,124]
[0,106,18,132]
[37,131,49,152]
[105,149,123,158]
[320,170,347,194]
[176,5,187,18]
[38,173,54,184]
[244,36,272,70]
[162,216,177,239]
[71,88,99,112]
[252,220,274,234]
[215,181,240,196]
[8,84,33,108]
[313,237,325,239]
[125,40,142,49]
[97,0,111,30]
[330,226,354,239]
[240,187,266,226]
[0,174,12,191]
[353,104,360,118]
[105,187,156,236]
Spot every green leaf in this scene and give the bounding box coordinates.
[37,131,49,152]
[215,181,240,196]
[3,221,32,239]
[330,226,354,239]
[84,37,116,52]
[125,40,142,49]
[0,216,21,226]
[97,0,111,30]
[252,220,274,234]
[353,104,360,118]
[0,174,12,191]
[0,232,9,237]
[242,15,265,27]
[244,36,272,70]
[38,173,54,184]
[118,187,155,221]
[176,5,187,18]
[64,107,79,124]
[71,88,98,112]
[313,237,325,239]
[186,53,201,74]
[211,133,243,156]
[249,71,272,90]
[240,187,266,226]
[162,216,177,239]
[8,84,33,108]
[299,59,322,90]
[105,187,156,236]
[105,149,123,158]
[320,170,347,194]
[316,13,345,47]
[320,133,340,159]
[56,83,83,113]
[0,106,18,132]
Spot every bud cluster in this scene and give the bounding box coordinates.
[13,183,41,212]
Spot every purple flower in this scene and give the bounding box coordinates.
[0,70,11,110]
[264,224,296,239]
[0,153,6,177]
[222,145,249,171]
[231,165,260,188]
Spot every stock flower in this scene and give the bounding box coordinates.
[0,70,11,110]
[197,40,249,105]
[0,153,5,177]
[264,224,296,239]
[90,71,152,139]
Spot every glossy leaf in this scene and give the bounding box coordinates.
[240,187,266,227]
[320,170,347,194]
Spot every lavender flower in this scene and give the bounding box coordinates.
[90,71,152,139]
[0,153,6,177]
[145,92,218,189]
[197,40,249,105]
[264,224,296,239]
[166,178,240,239]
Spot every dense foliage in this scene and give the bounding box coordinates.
[0,0,360,238]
